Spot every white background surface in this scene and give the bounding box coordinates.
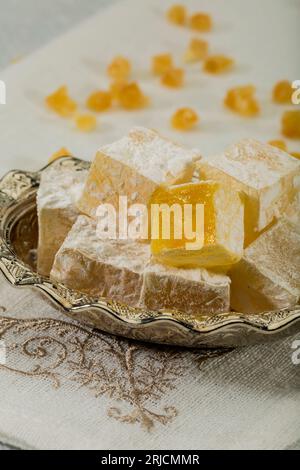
[0,0,299,177]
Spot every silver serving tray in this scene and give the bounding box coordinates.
[0,157,299,348]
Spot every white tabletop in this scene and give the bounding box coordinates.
[0,0,299,451]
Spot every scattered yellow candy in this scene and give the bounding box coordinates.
[86,90,112,112]
[118,82,148,110]
[273,80,293,104]
[171,108,199,131]
[268,140,287,151]
[161,68,184,88]
[75,114,97,132]
[152,53,173,75]
[45,86,77,117]
[290,151,300,160]
[203,55,234,74]
[109,80,128,100]
[49,147,72,163]
[282,110,300,139]
[167,4,186,25]
[184,38,208,63]
[224,85,260,117]
[107,56,131,80]
[189,12,212,32]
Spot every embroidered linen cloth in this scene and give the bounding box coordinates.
[0,277,299,450]
[0,0,300,450]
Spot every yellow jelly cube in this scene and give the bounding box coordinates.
[224,85,260,117]
[45,86,77,117]
[268,140,287,151]
[117,82,148,110]
[273,80,293,104]
[167,4,186,26]
[161,68,184,88]
[184,38,208,63]
[86,90,112,112]
[189,13,212,32]
[75,114,97,132]
[290,151,300,160]
[203,55,234,74]
[107,56,131,80]
[282,110,300,139]
[49,147,72,163]
[152,53,173,75]
[171,108,199,131]
[150,181,244,268]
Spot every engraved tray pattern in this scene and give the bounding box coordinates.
[0,157,299,348]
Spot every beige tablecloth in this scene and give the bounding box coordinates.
[0,274,299,450]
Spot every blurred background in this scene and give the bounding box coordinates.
[1,0,112,452]
[0,0,112,68]
[0,0,299,176]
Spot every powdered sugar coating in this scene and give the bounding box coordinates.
[142,260,230,315]
[59,215,150,274]
[146,260,229,287]
[230,218,300,313]
[37,164,88,211]
[99,127,201,184]
[245,218,300,296]
[204,139,300,189]
[51,215,230,314]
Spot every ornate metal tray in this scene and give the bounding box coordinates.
[0,157,299,348]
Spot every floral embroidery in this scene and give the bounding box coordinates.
[0,315,229,430]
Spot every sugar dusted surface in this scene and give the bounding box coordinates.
[53,216,231,314]
[245,218,300,296]
[99,127,201,184]
[56,215,230,288]
[204,139,300,190]
[147,259,230,287]
[61,215,150,274]
[214,185,244,257]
